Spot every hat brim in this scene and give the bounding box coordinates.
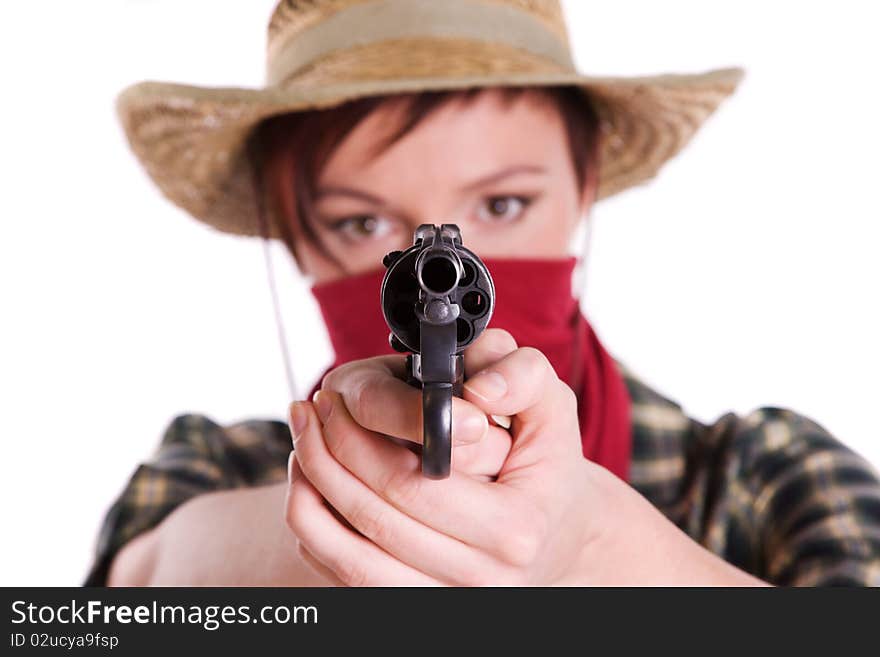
[117,67,744,238]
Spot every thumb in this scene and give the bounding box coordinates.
[462,346,582,463]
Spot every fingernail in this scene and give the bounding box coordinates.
[491,414,512,430]
[455,410,488,444]
[313,390,333,424]
[287,450,296,483]
[464,371,508,402]
[289,401,308,439]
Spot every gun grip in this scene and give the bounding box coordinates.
[405,352,464,479]
[421,382,453,479]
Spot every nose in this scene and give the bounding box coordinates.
[392,194,469,244]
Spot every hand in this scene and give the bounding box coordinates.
[286,329,768,586]
[310,329,517,481]
[286,327,588,585]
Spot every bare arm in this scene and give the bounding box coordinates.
[107,482,331,586]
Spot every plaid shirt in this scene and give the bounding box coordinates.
[83,367,880,586]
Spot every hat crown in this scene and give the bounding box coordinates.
[268,0,569,44]
[265,0,573,87]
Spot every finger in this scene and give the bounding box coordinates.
[297,542,345,587]
[292,398,499,584]
[286,457,441,586]
[290,459,362,585]
[462,328,519,430]
[463,327,518,375]
[322,356,488,446]
[290,457,356,531]
[452,425,512,479]
[462,347,581,459]
[312,382,508,480]
[314,390,523,555]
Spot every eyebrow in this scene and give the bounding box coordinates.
[315,186,383,205]
[458,164,547,193]
[315,164,548,205]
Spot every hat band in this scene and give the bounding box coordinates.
[266,0,575,86]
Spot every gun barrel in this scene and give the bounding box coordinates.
[416,244,462,298]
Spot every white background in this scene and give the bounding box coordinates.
[1,1,878,585]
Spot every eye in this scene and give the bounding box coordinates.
[328,215,396,242]
[475,195,533,224]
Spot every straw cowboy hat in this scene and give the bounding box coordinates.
[117,0,744,238]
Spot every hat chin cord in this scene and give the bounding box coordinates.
[573,207,594,305]
[260,234,302,403]
[246,134,302,404]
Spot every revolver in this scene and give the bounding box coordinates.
[380,224,495,479]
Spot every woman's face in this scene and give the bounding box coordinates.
[294,89,595,283]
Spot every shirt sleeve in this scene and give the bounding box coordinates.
[686,407,880,586]
[83,413,291,586]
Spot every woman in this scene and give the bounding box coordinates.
[87,0,880,586]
